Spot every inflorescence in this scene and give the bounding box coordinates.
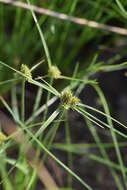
[21,64,32,82]
[60,90,80,109]
[48,65,61,79]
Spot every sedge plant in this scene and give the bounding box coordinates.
[0,0,127,190]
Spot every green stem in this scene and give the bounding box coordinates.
[65,111,73,188]
[26,0,52,68]
[42,78,53,122]
[93,84,127,189]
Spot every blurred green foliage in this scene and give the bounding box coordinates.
[0,0,127,94]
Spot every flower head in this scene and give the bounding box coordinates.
[21,64,32,82]
[60,90,80,109]
[48,65,61,79]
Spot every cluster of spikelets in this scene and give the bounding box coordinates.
[21,64,32,82]
[48,65,61,79]
[21,64,61,81]
[21,64,80,109]
[60,90,80,109]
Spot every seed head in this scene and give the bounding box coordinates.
[60,90,80,109]
[71,96,80,106]
[48,65,61,79]
[21,64,32,82]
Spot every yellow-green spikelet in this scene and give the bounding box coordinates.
[60,90,80,109]
[21,64,32,82]
[48,65,61,79]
